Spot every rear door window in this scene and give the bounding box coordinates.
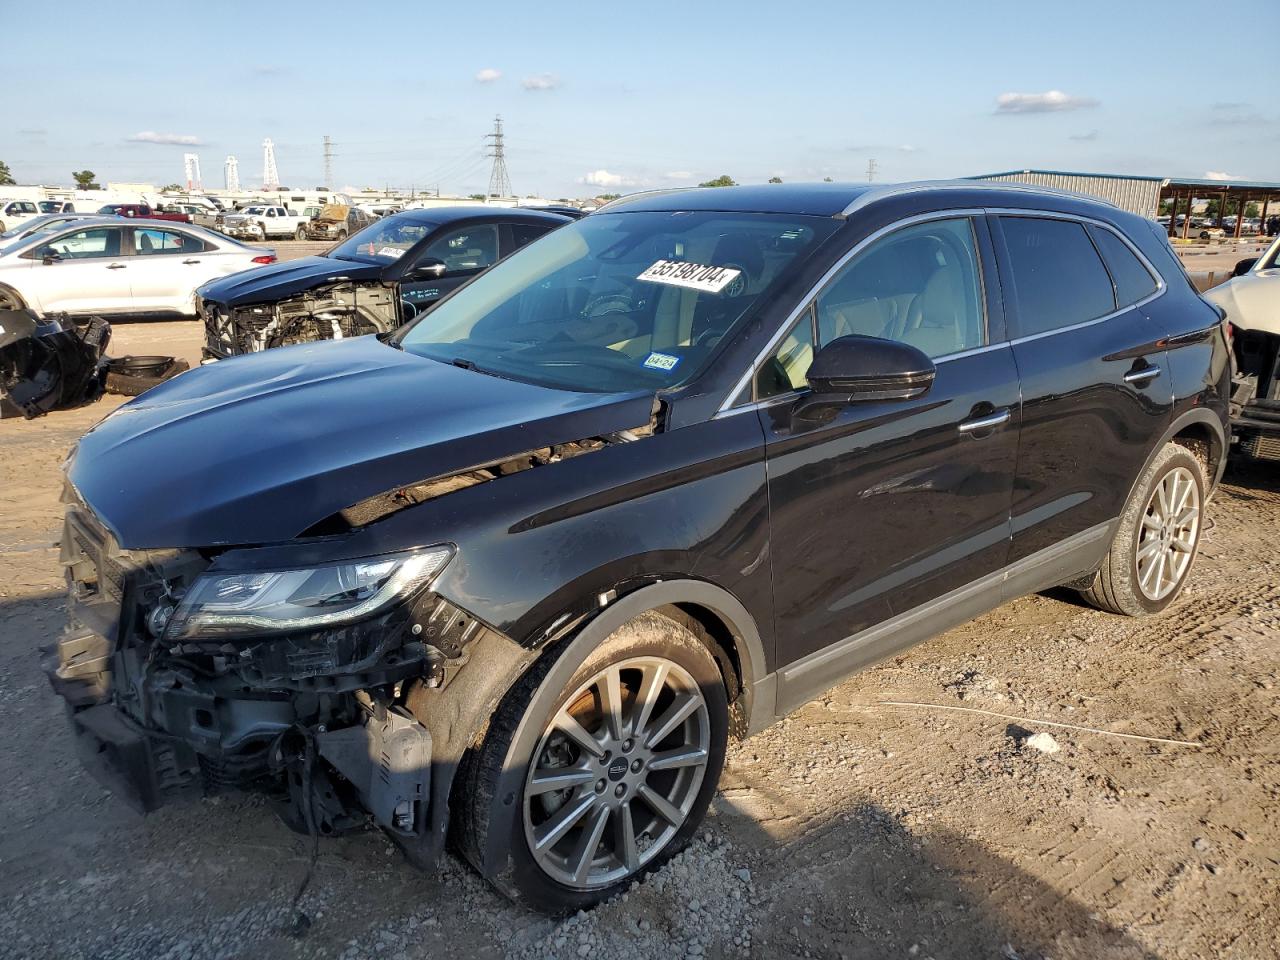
[134,228,202,255]
[1087,225,1158,307]
[999,216,1116,337]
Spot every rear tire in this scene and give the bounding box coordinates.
[1079,443,1205,616]
[454,610,728,914]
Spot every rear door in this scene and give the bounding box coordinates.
[759,213,1020,701]
[992,213,1172,570]
[20,226,132,313]
[125,226,207,313]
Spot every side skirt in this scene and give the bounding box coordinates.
[759,521,1114,720]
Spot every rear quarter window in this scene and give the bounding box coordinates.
[1089,225,1158,306]
[1000,216,1116,337]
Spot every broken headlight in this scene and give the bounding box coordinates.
[162,547,452,641]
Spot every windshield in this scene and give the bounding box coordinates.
[398,210,838,392]
[330,216,438,264]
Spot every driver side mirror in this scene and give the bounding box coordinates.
[411,257,447,280]
[793,335,936,422]
[1232,257,1258,278]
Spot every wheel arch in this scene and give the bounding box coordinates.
[400,578,770,870]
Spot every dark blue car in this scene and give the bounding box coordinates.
[196,205,571,359]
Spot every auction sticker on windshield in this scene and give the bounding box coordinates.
[637,260,741,294]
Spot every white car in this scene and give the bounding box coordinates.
[0,217,277,318]
[0,199,43,233]
[1204,235,1280,459]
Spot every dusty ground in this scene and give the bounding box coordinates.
[1,317,1278,960]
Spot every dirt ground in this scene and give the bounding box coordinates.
[1,318,1278,960]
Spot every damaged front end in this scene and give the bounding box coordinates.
[43,497,488,844]
[200,283,400,360]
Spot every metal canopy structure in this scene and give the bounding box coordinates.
[1160,176,1280,241]
[971,169,1280,239]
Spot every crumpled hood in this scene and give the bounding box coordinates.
[198,256,382,307]
[1203,273,1280,336]
[70,336,653,548]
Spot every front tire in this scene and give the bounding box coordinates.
[1079,443,1205,616]
[455,610,728,913]
[295,226,307,240]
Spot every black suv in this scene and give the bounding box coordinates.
[47,181,1230,913]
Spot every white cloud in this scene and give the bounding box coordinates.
[1069,129,1100,141]
[664,171,693,180]
[127,131,204,146]
[580,169,641,188]
[475,68,502,83]
[522,73,559,91]
[995,90,1099,114]
[897,144,919,153]
[1205,170,1248,181]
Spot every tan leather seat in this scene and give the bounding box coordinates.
[899,268,969,357]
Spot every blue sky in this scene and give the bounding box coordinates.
[2,0,1275,197]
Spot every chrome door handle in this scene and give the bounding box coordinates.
[958,408,1011,434]
[106,263,127,270]
[1123,365,1161,385]
[182,259,201,264]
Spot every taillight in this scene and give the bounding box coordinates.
[251,254,276,264]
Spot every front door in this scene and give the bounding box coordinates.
[758,215,1020,696]
[400,222,501,315]
[22,226,132,314]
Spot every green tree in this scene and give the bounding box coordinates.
[161,182,182,192]
[822,176,833,183]
[0,160,14,186]
[468,193,486,200]
[767,176,783,184]
[597,193,621,201]
[1246,201,1260,218]
[72,170,100,190]
[697,174,737,188]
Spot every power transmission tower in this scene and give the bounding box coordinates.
[322,135,334,189]
[866,158,879,182]
[485,115,512,198]
[224,155,240,192]
[262,138,280,190]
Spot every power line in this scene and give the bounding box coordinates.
[322,135,334,189]
[866,158,879,182]
[485,115,512,198]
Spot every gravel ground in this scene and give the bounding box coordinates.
[1,322,1277,959]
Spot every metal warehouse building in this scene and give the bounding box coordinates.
[970,169,1280,239]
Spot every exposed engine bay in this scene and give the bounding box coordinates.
[200,282,401,360]
[1230,327,1280,460]
[0,309,111,418]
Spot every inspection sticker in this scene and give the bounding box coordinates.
[637,259,742,294]
[643,352,681,371]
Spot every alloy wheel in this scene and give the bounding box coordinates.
[1136,465,1200,601]
[522,656,710,890]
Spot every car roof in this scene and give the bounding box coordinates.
[598,179,1123,220]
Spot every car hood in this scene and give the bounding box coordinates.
[198,256,382,306]
[70,336,655,549]
[1203,273,1280,336]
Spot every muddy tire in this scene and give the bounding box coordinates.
[1079,443,1206,617]
[336,230,348,240]
[295,225,307,240]
[454,610,728,914]
[104,356,190,397]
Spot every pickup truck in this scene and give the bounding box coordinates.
[98,203,193,224]
[219,205,311,241]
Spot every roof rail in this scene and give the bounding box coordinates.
[593,187,697,214]
[836,178,1117,219]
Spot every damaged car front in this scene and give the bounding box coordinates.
[46,197,840,907]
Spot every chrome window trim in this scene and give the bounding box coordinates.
[986,207,1168,345]
[716,205,1170,414]
[717,209,986,414]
